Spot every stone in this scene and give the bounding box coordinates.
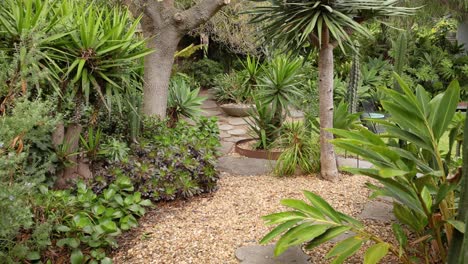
[228,128,247,136]
[201,100,218,109]
[218,142,234,155]
[224,136,249,143]
[219,124,234,131]
[337,157,373,169]
[235,245,309,264]
[228,118,248,126]
[217,156,276,176]
[202,110,222,117]
[219,131,231,139]
[358,200,396,222]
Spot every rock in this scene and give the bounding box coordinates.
[224,136,249,143]
[201,100,218,109]
[358,200,396,222]
[235,245,309,264]
[202,110,222,117]
[228,118,248,126]
[218,142,234,155]
[228,128,247,136]
[217,156,276,176]
[220,131,232,139]
[219,124,234,131]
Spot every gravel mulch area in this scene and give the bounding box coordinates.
[112,173,396,264]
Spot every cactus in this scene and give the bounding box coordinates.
[392,32,407,92]
[346,52,360,113]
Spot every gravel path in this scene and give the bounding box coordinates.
[111,173,397,264]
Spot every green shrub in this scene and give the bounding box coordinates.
[0,177,152,263]
[274,121,320,176]
[92,117,220,201]
[185,58,224,88]
[261,75,463,263]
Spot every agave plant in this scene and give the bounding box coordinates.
[167,77,205,127]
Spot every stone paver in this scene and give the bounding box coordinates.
[217,156,276,176]
[228,128,247,136]
[201,100,218,109]
[218,142,234,155]
[224,136,249,143]
[228,118,248,126]
[220,131,232,139]
[202,110,223,117]
[219,124,234,131]
[235,245,309,264]
[358,200,395,222]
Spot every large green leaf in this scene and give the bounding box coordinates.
[303,191,341,223]
[429,80,460,140]
[274,223,330,256]
[364,243,390,264]
[326,236,363,264]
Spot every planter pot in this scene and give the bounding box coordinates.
[457,102,467,112]
[220,103,255,117]
[235,138,282,160]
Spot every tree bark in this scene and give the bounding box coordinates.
[142,31,180,116]
[318,27,339,181]
[126,0,229,117]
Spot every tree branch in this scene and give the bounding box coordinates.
[175,0,230,32]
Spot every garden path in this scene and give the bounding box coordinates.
[111,91,393,263]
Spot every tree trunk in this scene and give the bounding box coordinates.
[142,31,180,116]
[55,123,92,189]
[318,32,339,181]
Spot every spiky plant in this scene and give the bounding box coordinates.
[346,52,360,113]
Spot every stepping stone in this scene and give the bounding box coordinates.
[220,131,231,139]
[358,200,395,222]
[217,156,276,176]
[201,100,218,109]
[228,128,247,136]
[235,245,309,264]
[202,110,222,117]
[219,124,234,131]
[218,142,234,155]
[224,136,248,143]
[288,109,304,118]
[228,118,248,126]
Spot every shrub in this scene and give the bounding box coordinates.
[185,58,224,88]
[261,75,463,263]
[167,76,205,126]
[274,121,320,176]
[91,117,220,201]
[0,177,152,263]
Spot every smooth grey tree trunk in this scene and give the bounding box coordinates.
[126,0,230,118]
[142,32,180,116]
[318,37,339,181]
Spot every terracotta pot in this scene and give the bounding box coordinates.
[235,138,282,160]
[220,103,255,117]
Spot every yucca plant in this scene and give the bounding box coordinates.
[257,55,304,131]
[261,75,462,263]
[167,77,205,127]
[248,0,416,180]
[59,3,151,110]
[245,97,277,150]
[239,54,262,101]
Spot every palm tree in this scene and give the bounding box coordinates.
[248,0,414,181]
